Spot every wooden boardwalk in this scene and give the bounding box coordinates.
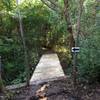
[30,54,65,85]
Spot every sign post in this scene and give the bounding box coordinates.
[71,47,80,87]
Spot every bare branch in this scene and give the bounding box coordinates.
[47,0,60,8]
[41,0,61,13]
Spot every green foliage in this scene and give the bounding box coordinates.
[71,0,100,83]
[78,27,100,83]
[53,45,71,63]
[0,0,69,84]
[0,0,100,85]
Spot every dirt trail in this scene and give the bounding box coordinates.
[9,76,100,100]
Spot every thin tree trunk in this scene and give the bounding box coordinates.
[73,0,83,88]
[0,56,4,93]
[63,0,75,49]
[76,0,83,46]
[63,0,77,88]
[16,0,30,86]
[63,0,83,89]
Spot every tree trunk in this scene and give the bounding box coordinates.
[63,0,82,89]
[0,56,4,93]
[16,0,30,86]
[76,0,83,46]
[63,0,75,49]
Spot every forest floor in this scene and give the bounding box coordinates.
[1,76,100,100]
[0,53,100,100]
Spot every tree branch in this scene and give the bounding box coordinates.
[41,0,61,13]
[76,0,84,45]
[47,0,60,8]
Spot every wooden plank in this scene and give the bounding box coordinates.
[6,82,26,90]
[30,54,65,85]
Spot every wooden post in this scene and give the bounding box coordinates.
[0,56,4,92]
[0,56,1,79]
[72,52,77,87]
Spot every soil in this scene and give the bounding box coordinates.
[1,76,100,100]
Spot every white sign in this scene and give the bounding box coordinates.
[72,47,80,53]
